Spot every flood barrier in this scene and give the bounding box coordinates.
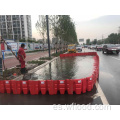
[0,52,99,95]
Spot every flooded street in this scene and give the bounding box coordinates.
[31,56,94,80]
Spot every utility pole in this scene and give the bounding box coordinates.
[0,30,3,77]
[118,27,120,34]
[118,27,120,44]
[46,15,51,58]
[102,34,104,44]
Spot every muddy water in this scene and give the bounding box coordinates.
[30,56,94,80]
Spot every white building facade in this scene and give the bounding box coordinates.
[0,15,32,41]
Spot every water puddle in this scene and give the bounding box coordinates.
[30,56,94,80]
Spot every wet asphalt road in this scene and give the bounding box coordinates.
[0,49,120,105]
[96,50,120,105]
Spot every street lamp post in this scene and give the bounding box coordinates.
[46,15,51,58]
[0,30,3,77]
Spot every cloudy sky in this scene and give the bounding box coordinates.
[31,15,120,43]
[2,0,120,44]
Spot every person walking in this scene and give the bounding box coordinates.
[18,43,27,75]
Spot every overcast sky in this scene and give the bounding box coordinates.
[31,15,120,43]
[1,0,120,43]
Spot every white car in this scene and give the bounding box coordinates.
[116,44,120,51]
[76,45,82,52]
[90,45,96,49]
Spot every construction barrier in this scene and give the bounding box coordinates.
[58,80,66,94]
[22,81,29,94]
[47,80,58,95]
[11,80,22,94]
[39,80,47,95]
[66,79,74,94]
[5,80,11,93]
[73,79,82,94]
[28,80,39,95]
[0,81,5,93]
[0,52,99,95]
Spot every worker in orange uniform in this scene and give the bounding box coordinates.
[18,43,27,75]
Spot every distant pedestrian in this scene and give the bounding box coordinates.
[18,44,27,76]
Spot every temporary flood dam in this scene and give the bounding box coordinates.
[0,52,99,95]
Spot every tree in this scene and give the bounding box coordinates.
[86,39,90,45]
[107,33,118,44]
[92,39,97,44]
[56,15,78,44]
[19,39,25,42]
[36,15,47,44]
[36,15,78,52]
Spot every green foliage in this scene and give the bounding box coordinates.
[86,39,91,45]
[91,39,97,45]
[54,15,78,44]
[19,39,38,43]
[86,33,120,45]
[19,39,26,42]
[26,49,46,53]
[27,60,46,65]
[36,15,78,45]
[96,33,120,44]
[39,57,52,60]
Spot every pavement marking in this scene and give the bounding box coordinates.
[95,81,109,105]
[111,57,120,61]
[91,93,100,99]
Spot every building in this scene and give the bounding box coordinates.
[0,15,32,41]
[52,38,58,44]
[79,38,84,45]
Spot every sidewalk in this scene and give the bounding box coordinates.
[4,50,54,69]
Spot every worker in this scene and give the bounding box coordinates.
[18,43,27,75]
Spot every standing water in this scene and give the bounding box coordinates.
[30,56,94,80]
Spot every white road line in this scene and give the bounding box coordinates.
[91,93,100,99]
[111,57,120,61]
[95,81,109,105]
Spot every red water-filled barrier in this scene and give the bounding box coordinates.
[58,80,66,94]
[39,80,47,95]
[82,78,87,93]
[11,80,22,94]
[22,81,29,94]
[47,80,58,95]
[0,52,99,95]
[0,81,5,93]
[73,79,82,94]
[28,80,39,95]
[5,80,11,93]
[66,79,74,94]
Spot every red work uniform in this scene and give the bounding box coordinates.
[18,47,26,68]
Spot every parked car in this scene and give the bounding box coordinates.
[115,44,120,52]
[90,45,96,49]
[76,45,82,52]
[96,45,103,51]
[88,45,91,49]
[102,44,119,54]
[84,45,88,48]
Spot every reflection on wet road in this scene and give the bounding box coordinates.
[96,51,120,105]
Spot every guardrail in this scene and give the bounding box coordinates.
[0,52,99,95]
